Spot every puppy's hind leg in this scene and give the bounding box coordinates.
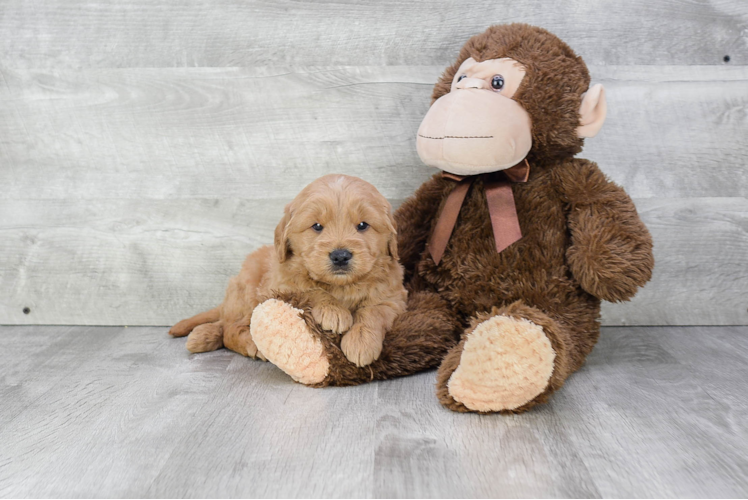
[224,321,266,360]
[186,322,224,353]
[169,307,220,337]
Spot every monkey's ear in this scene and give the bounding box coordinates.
[577,84,607,138]
[274,205,293,263]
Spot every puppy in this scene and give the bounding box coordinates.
[169,174,407,367]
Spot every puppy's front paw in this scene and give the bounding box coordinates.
[341,324,383,367]
[312,304,353,334]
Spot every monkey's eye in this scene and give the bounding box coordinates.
[457,74,467,82]
[491,75,505,90]
[311,223,323,232]
[357,222,369,232]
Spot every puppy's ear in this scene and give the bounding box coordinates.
[274,205,293,263]
[385,207,398,261]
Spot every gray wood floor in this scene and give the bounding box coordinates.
[1,325,747,498]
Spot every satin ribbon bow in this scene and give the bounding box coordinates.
[426,159,530,265]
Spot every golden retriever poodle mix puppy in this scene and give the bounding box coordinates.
[169,174,407,367]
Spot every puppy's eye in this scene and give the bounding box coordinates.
[311,223,323,232]
[356,222,369,232]
[457,74,467,82]
[491,75,505,90]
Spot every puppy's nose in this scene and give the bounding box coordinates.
[329,249,353,266]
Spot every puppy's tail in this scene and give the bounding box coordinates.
[169,307,221,337]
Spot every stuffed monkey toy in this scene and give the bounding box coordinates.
[250,23,654,413]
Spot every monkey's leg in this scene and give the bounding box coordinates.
[250,291,461,387]
[436,301,581,414]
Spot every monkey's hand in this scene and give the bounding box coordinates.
[567,201,654,302]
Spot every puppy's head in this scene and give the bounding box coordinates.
[274,174,397,285]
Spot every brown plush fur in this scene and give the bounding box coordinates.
[170,174,407,367]
[264,24,654,413]
[268,289,461,386]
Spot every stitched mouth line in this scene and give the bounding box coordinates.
[418,134,494,139]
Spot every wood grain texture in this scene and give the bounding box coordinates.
[601,197,748,326]
[0,326,113,428]
[1,65,747,201]
[2,15,746,327]
[0,326,234,497]
[372,374,602,498]
[0,325,746,497]
[0,0,746,68]
[146,359,379,498]
[552,325,748,498]
[1,196,746,326]
[0,198,286,326]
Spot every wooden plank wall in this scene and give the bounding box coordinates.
[1,0,746,326]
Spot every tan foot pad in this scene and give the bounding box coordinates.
[250,299,329,385]
[448,315,555,412]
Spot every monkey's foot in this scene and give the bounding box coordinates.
[447,315,555,412]
[250,299,329,385]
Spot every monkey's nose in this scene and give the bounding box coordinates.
[329,249,353,267]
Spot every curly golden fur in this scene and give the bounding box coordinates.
[169,174,407,367]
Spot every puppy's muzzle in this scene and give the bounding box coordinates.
[329,249,353,271]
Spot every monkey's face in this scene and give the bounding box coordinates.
[416,57,532,176]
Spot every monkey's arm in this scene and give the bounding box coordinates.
[555,159,654,302]
[394,174,450,283]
